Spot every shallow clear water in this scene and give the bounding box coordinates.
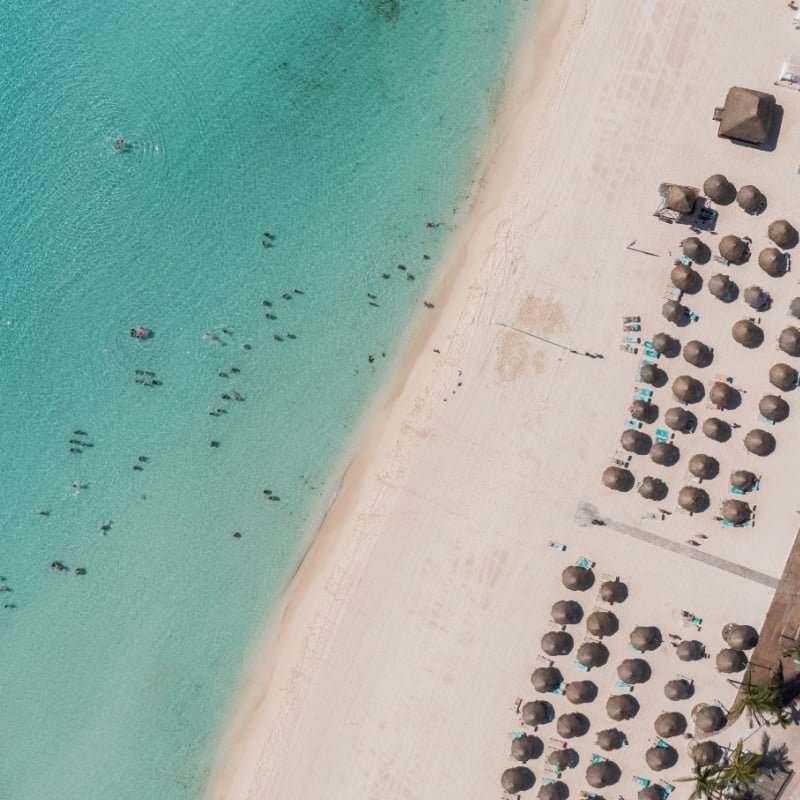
[0,0,531,796]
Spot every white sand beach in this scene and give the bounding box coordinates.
[208,1,800,798]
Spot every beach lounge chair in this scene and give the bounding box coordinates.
[688,312,699,322]
[549,685,564,695]
[623,315,641,323]
[663,784,675,795]
[576,557,594,569]
[627,418,642,429]
[656,738,670,749]
[549,737,567,749]
[758,415,775,426]
[543,777,555,786]
[615,680,634,692]
[635,387,653,398]
[624,323,641,332]
[643,347,659,359]
[625,335,641,344]
[713,255,729,266]
[511,731,525,739]
[677,257,692,267]
[590,754,604,764]
[730,486,744,495]
[655,428,670,443]
[549,541,567,551]
[574,660,589,673]
[634,777,650,788]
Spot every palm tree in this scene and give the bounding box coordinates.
[728,668,791,728]
[781,637,800,662]
[719,739,763,794]
[677,763,723,800]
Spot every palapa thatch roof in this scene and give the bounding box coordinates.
[602,466,633,491]
[630,626,662,652]
[556,712,587,739]
[730,470,757,491]
[702,417,730,442]
[732,319,761,347]
[522,700,553,726]
[640,363,660,385]
[708,273,736,301]
[759,247,785,277]
[646,745,678,771]
[779,326,800,356]
[677,640,704,661]
[617,658,650,684]
[769,219,796,248]
[719,234,747,262]
[587,609,618,637]
[630,399,651,421]
[682,236,706,260]
[715,648,747,674]
[501,766,535,793]
[531,666,562,693]
[716,87,776,144]
[542,630,573,656]
[599,581,627,604]
[737,185,765,214]
[565,680,596,705]
[664,406,691,431]
[548,749,571,769]
[655,711,687,737]
[673,375,703,403]
[688,454,717,479]
[511,734,542,762]
[640,788,664,800]
[759,394,789,422]
[576,642,608,668]
[664,678,693,701]
[743,286,768,310]
[638,476,667,501]
[721,498,751,524]
[551,600,583,625]
[650,441,679,466]
[678,485,708,513]
[703,174,735,203]
[586,761,617,788]
[662,299,686,323]
[538,781,566,800]
[744,428,775,456]
[671,263,699,292]
[692,740,723,766]
[652,332,676,354]
[621,428,650,454]
[596,728,626,751]
[790,298,800,318]
[723,623,758,651]
[666,185,698,214]
[694,703,728,733]
[769,362,798,390]
[710,381,737,408]
[683,340,712,367]
[606,693,638,721]
[562,564,593,591]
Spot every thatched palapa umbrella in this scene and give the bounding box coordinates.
[759,394,789,422]
[606,693,638,721]
[744,428,775,456]
[723,623,758,651]
[664,407,691,432]
[603,466,633,491]
[630,399,651,421]
[702,417,730,442]
[501,767,535,793]
[768,219,796,248]
[565,680,596,705]
[538,781,567,800]
[576,642,608,668]
[737,184,764,213]
[531,667,562,693]
[790,298,800,318]
[732,319,762,347]
[638,476,667,501]
[630,626,662,652]
[678,485,708,513]
[662,299,686,324]
[621,429,650,454]
[673,375,703,403]
[708,273,736,301]
[599,581,627,604]
[665,679,693,701]
[655,711,687,737]
[692,741,723,766]
[587,610,618,636]
[586,761,617,788]
[682,237,707,261]
[640,363,661,385]
[694,704,727,732]
[650,441,679,466]
[744,286,769,310]
[640,788,663,800]
[721,498,751,524]
[562,565,593,591]
[652,332,676,355]
[556,712,588,739]
[716,648,747,674]
[704,174,735,204]
[719,235,747,262]
[710,381,737,408]
[596,729,626,751]
[666,185,697,214]
[551,600,582,625]
[646,745,678,771]
[512,734,542,763]
[688,454,717,479]
[522,700,553,726]
[769,363,798,390]
[672,264,699,292]
[547,749,571,769]
[779,326,800,356]
[542,631,573,656]
[617,658,650,684]
[677,640,704,661]
[759,247,785,277]
[730,470,757,492]
[683,340,712,367]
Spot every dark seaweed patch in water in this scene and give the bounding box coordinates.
[371,0,400,22]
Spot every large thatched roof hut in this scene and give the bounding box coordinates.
[715,86,776,144]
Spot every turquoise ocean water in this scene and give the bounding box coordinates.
[0,1,532,797]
